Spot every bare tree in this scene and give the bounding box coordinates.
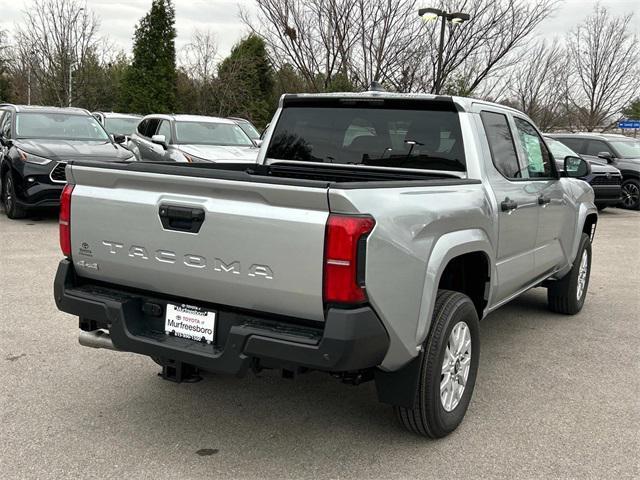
[243,0,558,94]
[179,29,219,114]
[347,0,424,89]
[182,29,218,82]
[567,5,640,131]
[15,0,100,107]
[503,41,570,131]
[410,0,559,95]
[241,0,357,91]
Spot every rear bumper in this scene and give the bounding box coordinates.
[54,260,389,375]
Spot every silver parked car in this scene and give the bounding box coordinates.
[128,114,259,163]
[92,112,142,139]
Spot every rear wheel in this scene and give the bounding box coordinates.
[547,233,591,315]
[3,175,26,219]
[621,179,640,210]
[395,290,480,438]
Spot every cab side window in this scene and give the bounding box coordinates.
[480,111,520,179]
[156,120,171,141]
[584,140,611,157]
[513,117,554,178]
[556,138,584,154]
[137,119,148,136]
[144,119,160,138]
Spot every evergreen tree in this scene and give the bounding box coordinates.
[217,35,274,128]
[121,0,176,113]
[622,98,640,120]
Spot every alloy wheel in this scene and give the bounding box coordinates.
[621,182,639,209]
[4,177,14,212]
[576,249,589,300]
[440,321,472,412]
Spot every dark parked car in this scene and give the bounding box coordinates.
[0,104,135,219]
[544,136,622,210]
[548,133,640,210]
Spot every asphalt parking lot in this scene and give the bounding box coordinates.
[1,207,638,479]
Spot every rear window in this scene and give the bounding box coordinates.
[175,121,253,146]
[266,106,466,172]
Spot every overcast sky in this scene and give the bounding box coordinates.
[0,0,638,62]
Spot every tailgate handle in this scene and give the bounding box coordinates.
[159,205,205,233]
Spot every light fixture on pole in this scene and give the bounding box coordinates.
[418,7,470,95]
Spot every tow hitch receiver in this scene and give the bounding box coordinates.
[158,359,202,383]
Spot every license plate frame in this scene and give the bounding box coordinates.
[164,303,216,344]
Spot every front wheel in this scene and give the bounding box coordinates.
[620,179,640,210]
[395,290,480,438]
[547,233,591,315]
[3,175,26,219]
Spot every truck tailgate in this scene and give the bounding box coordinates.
[68,164,329,321]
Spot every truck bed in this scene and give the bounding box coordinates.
[65,160,479,324]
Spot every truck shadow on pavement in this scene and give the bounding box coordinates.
[82,288,564,460]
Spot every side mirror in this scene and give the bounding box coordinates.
[151,134,168,150]
[112,134,127,144]
[253,139,263,147]
[0,135,12,147]
[597,151,614,163]
[563,155,591,178]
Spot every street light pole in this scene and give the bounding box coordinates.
[436,13,447,95]
[68,7,84,107]
[418,7,470,95]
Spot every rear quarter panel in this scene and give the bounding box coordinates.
[329,183,494,370]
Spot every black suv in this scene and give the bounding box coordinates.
[544,136,622,210]
[549,133,640,210]
[0,104,135,218]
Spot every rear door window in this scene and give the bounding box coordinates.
[513,117,554,178]
[584,140,612,157]
[555,138,585,154]
[137,119,148,136]
[480,111,520,179]
[144,119,160,138]
[156,120,171,141]
[267,103,466,172]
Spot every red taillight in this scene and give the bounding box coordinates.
[323,214,375,304]
[59,184,74,257]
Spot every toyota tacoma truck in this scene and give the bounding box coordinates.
[54,92,597,438]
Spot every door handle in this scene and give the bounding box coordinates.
[538,195,551,206]
[501,198,518,212]
[159,205,205,233]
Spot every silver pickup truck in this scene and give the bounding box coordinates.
[54,92,597,438]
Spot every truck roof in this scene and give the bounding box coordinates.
[279,91,524,116]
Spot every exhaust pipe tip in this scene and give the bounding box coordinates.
[79,329,117,351]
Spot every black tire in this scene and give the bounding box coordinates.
[395,289,480,438]
[596,204,606,211]
[547,233,591,315]
[620,178,640,210]
[3,174,27,219]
